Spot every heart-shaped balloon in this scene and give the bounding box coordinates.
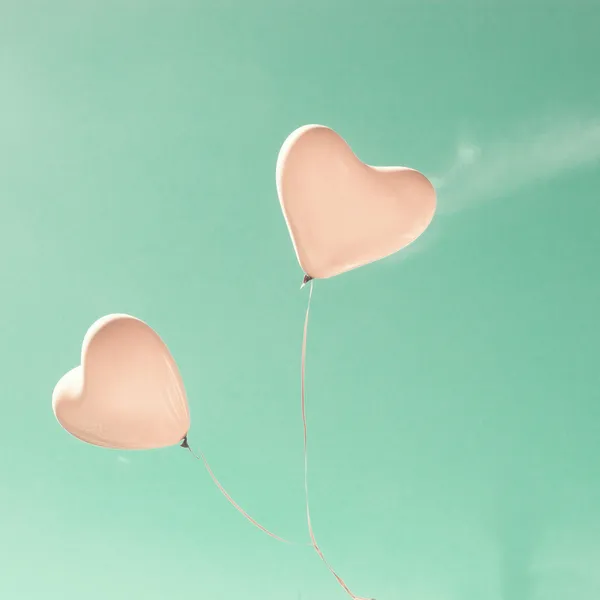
[276,125,437,280]
[52,314,190,450]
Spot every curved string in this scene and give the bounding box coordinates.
[184,439,306,546]
[301,280,373,600]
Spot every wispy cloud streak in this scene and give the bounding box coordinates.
[433,118,600,214]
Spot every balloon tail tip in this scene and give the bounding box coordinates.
[300,275,313,289]
[180,436,189,449]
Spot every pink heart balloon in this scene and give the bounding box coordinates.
[52,314,190,450]
[276,125,437,280]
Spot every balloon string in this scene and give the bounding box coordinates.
[301,280,373,600]
[184,439,303,545]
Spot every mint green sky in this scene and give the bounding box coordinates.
[2,2,600,599]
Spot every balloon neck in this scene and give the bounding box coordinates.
[301,274,313,289]
[180,435,189,449]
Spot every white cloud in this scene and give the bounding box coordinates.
[433,117,600,214]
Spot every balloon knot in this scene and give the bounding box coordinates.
[300,274,313,289]
[180,435,189,449]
